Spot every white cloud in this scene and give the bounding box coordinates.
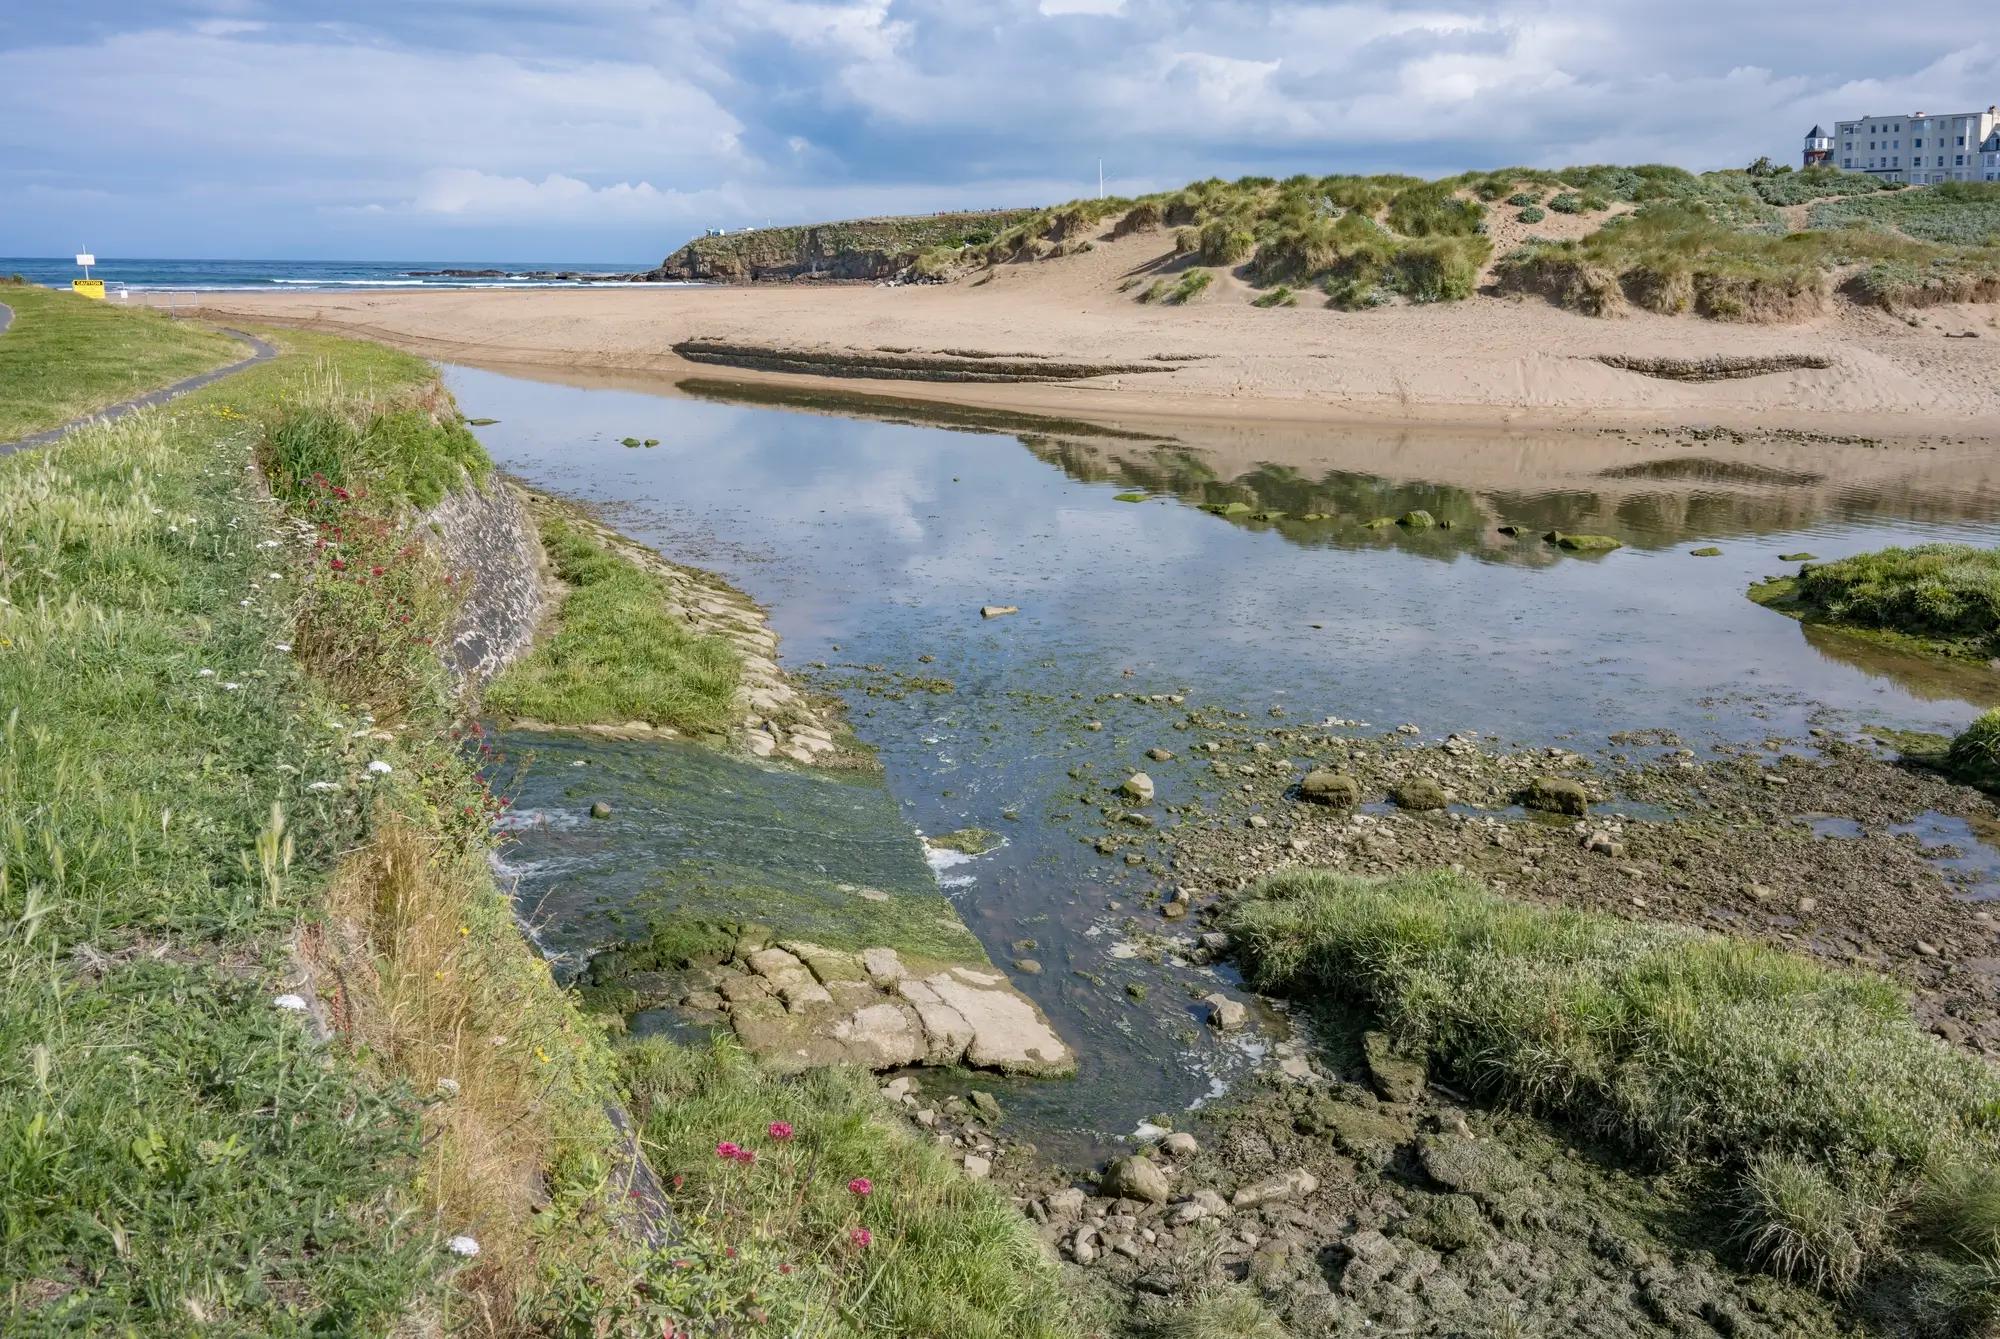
[1040,0,1126,15]
[404,168,734,222]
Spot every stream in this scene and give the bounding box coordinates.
[451,361,2000,1162]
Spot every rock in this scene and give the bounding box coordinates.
[1247,815,1270,829]
[969,1090,1004,1123]
[1160,901,1187,920]
[1406,1194,1490,1252]
[1069,1227,1099,1263]
[1416,1133,1495,1194]
[962,1154,992,1180]
[1231,1168,1317,1208]
[1583,829,1626,858]
[1297,769,1361,807]
[1046,1187,1087,1217]
[1204,993,1249,1033]
[897,966,1075,1076]
[1161,1131,1199,1159]
[1012,957,1043,974]
[1389,779,1447,811]
[588,801,613,819]
[1361,1031,1427,1104]
[860,947,908,985]
[980,605,1019,618]
[1545,531,1623,553]
[1497,524,1522,537]
[825,1001,928,1068]
[1100,1156,1171,1205]
[1396,509,1436,528]
[1690,546,1722,557]
[1146,747,1175,762]
[1121,772,1156,803]
[1521,775,1589,816]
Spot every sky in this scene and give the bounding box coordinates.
[3,2,1997,263]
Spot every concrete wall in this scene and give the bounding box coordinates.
[422,476,546,688]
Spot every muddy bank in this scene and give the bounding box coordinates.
[672,337,1178,385]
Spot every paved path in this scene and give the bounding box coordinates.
[0,320,277,457]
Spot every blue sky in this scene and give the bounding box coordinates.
[3,2,1996,262]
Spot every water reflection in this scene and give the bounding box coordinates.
[447,360,2000,1146]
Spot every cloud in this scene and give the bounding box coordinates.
[5,2,2000,259]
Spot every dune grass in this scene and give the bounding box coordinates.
[612,1039,1084,1339]
[1810,181,2000,245]
[1229,868,2000,1327]
[1948,709,2000,795]
[482,511,741,732]
[0,283,244,440]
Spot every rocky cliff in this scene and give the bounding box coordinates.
[652,210,1035,282]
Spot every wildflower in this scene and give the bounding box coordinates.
[778,1262,793,1275]
[446,1235,480,1257]
[715,1141,742,1160]
[367,760,393,775]
[671,1174,685,1190]
[330,557,347,571]
[847,1177,872,1198]
[767,1121,794,1142]
[271,994,308,1011]
[733,1148,756,1166]
[849,1227,872,1249]
[724,1246,738,1259]
[370,565,385,576]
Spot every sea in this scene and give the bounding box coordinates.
[0,257,680,292]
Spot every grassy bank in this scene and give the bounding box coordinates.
[0,281,245,439]
[2,295,1073,1336]
[1230,869,2000,1331]
[1751,544,2000,662]
[484,506,741,733]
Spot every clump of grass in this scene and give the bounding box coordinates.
[1548,191,1584,214]
[1810,181,2000,245]
[1506,191,1541,208]
[1251,285,1298,308]
[1167,269,1214,304]
[614,1038,1081,1338]
[1196,220,1254,265]
[1947,709,2000,794]
[1384,182,1484,238]
[1229,868,2000,1320]
[1137,277,1172,303]
[261,369,489,509]
[0,284,244,440]
[1787,543,2000,660]
[1148,1283,1290,1339]
[484,510,740,732]
[1516,205,1546,224]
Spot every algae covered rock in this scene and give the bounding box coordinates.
[1544,530,1623,553]
[1405,1194,1490,1253]
[1690,546,1722,557]
[1389,778,1447,811]
[1397,510,1436,529]
[1298,769,1362,807]
[1362,1030,1427,1104]
[1120,772,1156,804]
[1100,1155,1171,1205]
[1520,775,1589,815]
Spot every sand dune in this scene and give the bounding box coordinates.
[154,229,2000,442]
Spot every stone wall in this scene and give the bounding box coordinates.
[422,476,546,688]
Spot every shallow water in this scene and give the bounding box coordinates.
[452,362,2000,1156]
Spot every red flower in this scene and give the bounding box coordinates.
[715,1141,742,1160]
[778,1263,793,1275]
[370,565,385,576]
[671,1174,685,1190]
[847,1177,872,1198]
[733,1148,757,1166]
[329,558,347,571]
[849,1227,872,1249]
[724,1246,737,1259]
[767,1121,794,1142]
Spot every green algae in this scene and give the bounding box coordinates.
[1113,491,1149,503]
[927,827,1001,856]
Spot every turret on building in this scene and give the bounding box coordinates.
[1803,125,1832,168]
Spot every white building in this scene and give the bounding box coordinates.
[1983,126,2000,181]
[1827,106,2000,184]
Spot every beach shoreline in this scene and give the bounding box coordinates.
[145,227,2000,444]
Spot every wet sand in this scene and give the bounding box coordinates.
[149,227,2000,443]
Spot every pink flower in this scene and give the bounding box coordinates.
[849,1226,873,1249]
[733,1148,757,1166]
[767,1121,794,1142]
[848,1177,873,1198]
[715,1141,742,1160]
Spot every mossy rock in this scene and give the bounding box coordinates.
[927,827,1000,856]
[1362,1029,1428,1103]
[1362,517,1397,530]
[1397,510,1437,529]
[1295,1097,1411,1169]
[1203,501,1255,517]
[1389,779,1447,812]
[1520,775,1589,816]
[1297,770,1362,807]
[1113,492,1149,503]
[1778,552,1817,562]
[1404,1194,1490,1253]
[464,417,500,426]
[1545,531,1622,553]
[620,437,642,447]
[1497,524,1522,537]
[1250,510,1286,522]
[1690,546,1722,557]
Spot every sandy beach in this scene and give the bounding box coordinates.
[154,229,2000,441]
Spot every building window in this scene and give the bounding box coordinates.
[1957,155,1966,166]
[1843,158,1852,168]
[1915,138,1924,147]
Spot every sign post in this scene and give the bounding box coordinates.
[72,251,104,300]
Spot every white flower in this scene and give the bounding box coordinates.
[272,994,308,1011]
[367,760,393,775]
[239,599,252,607]
[446,1235,481,1258]
[275,643,293,653]
[571,760,587,767]
[222,682,242,691]
[308,780,338,792]
[196,668,216,678]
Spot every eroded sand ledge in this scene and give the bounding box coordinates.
[158,226,2000,442]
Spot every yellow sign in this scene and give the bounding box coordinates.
[71,278,106,300]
